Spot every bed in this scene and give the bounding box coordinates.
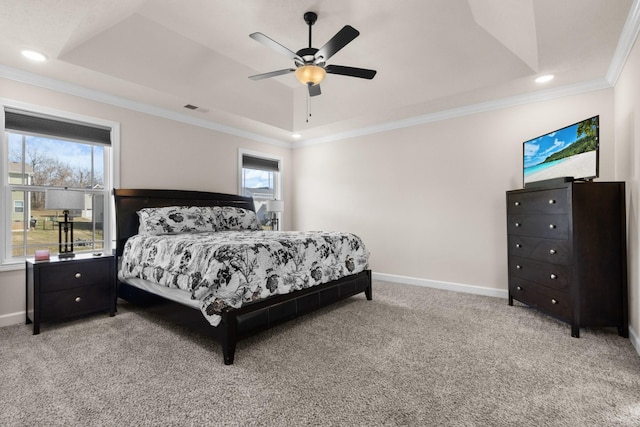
[113,188,372,364]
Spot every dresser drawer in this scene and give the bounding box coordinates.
[508,235,571,265]
[509,256,571,290]
[507,188,570,215]
[39,258,112,292]
[507,214,569,239]
[510,277,572,321]
[40,284,111,321]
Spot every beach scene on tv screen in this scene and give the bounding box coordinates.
[523,117,598,184]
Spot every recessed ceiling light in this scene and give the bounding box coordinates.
[535,74,554,83]
[292,133,301,139]
[21,50,47,62]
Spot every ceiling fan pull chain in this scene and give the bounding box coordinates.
[306,89,311,123]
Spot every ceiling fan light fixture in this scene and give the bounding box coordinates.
[295,65,326,86]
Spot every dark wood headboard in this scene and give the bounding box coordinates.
[113,189,255,256]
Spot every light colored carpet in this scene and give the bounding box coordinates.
[1,280,639,426]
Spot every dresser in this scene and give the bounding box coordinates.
[26,253,116,334]
[506,181,628,338]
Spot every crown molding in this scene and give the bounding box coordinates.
[293,78,613,148]
[607,0,640,85]
[0,64,290,148]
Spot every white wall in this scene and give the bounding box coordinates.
[0,77,292,327]
[293,90,615,295]
[614,34,640,350]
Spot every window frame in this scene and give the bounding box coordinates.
[1,100,120,269]
[238,149,283,228]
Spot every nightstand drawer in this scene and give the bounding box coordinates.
[40,285,111,321]
[39,258,112,292]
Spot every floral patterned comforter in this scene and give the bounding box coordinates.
[119,230,369,326]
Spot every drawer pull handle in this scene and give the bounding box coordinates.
[549,224,556,229]
[75,297,82,303]
[551,299,558,304]
[515,243,522,248]
[516,286,522,291]
[74,272,82,279]
[549,249,557,255]
[516,265,522,270]
[514,201,520,206]
[515,222,521,227]
[550,273,557,279]
[549,199,556,204]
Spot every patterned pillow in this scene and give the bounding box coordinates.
[212,206,261,231]
[137,206,217,235]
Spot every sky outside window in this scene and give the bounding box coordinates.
[8,133,104,187]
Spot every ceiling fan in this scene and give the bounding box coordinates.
[248,11,377,97]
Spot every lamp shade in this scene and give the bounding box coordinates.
[266,199,284,213]
[295,65,326,86]
[45,189,84,210]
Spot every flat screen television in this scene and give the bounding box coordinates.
[523,115,599,187]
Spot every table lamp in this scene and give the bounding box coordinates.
[45,189,84,258]
[266,199,284,231]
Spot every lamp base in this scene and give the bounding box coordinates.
[57,215,75,259]
[58,252,76,259]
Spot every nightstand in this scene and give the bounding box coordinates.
[25,253,116,334]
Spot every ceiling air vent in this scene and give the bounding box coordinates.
[183,104,209,113]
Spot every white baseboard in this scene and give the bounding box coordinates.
[0,311,25,328]
[629,325,640,356]
[372,272,509,299]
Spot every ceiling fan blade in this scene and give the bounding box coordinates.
[308,84,321,97]
[249,69,295,80]
[250,32,302,62]
[325,65,377,79]
[315,25,359,62]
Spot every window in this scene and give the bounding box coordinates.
[239,150,282,228]
[2,105,117,263]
